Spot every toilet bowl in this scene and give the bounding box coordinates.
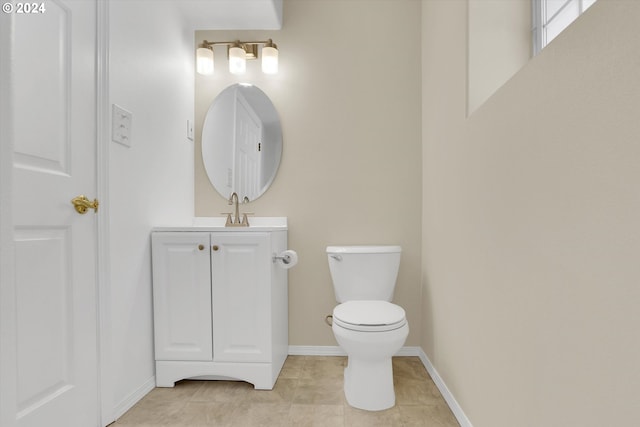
[326,245,408,411]
[332,300,409,411]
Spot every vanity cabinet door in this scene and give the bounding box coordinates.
[211,232,271,363]
[152,232,213,361]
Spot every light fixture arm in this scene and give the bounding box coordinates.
[201,39,277,51]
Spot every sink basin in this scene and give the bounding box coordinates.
[192,216,287,230]
[154,217,287,232]
[191,216,227,227]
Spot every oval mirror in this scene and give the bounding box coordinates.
[202,84,282,201]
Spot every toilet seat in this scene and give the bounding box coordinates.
[333,301,406,332]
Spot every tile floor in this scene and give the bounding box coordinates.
[110,356,460,426]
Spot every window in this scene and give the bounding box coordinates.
[532,0,598,55]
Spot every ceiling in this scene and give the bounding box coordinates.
[175,0,283,30]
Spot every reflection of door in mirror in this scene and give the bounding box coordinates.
[234,91,262,200]
[202,83,282,202]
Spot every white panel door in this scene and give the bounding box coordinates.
[211,232,271,363]
[233,92,262,201]
[151,232,213,361]
[9,1,100,426]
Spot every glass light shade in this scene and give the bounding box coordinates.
[261,46,278,74]
[228,46,246,74]
[196,47,214,75]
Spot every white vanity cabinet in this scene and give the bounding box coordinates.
[211,232,271,363]
[152,232,213,362]
[151,223,288,390]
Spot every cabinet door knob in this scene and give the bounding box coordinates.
[212,245,219,251]
[198,244,205,251]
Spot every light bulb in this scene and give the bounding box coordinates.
[196,47,214,75]
[228,45,246,75]
[262,45,278,74]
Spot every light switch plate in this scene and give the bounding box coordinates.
[187,119,194,141]
[112,104,132,147]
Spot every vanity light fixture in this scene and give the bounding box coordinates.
[261,39,278,74]
[196,39,278,76]
[228,41,247,75]
[196,46,214,75]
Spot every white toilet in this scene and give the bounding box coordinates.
[326,245,409,411]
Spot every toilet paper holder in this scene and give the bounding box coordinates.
[272,249,298,269]
[272,250,295,264]
[272,253,292,264]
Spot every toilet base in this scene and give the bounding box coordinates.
[343,357,395,411]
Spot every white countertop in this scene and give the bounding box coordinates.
[153,217,288,232]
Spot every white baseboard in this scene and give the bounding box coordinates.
[113,375,156,421]
[417,348,473,427]
[288,345,472,427]
[288,345,346,356]
[287,345,422,357]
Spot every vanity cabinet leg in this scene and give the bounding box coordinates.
[155,367,176,388]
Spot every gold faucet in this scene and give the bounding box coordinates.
[224,192,252,227]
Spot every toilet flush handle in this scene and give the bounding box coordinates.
[330,254,342,261]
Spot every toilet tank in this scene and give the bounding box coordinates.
[326,245,402,303]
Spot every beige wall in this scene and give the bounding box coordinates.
[422,1,640,426]
[195,0,422,346]
[467,0,531,114]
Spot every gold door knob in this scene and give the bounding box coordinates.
[71,195,99,214]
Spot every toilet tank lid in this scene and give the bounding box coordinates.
[326,245,401,254]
